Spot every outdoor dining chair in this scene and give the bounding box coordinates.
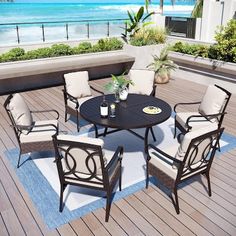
[128,69,156,96]
[146,126,224,214]
[4,93,59,168]
[128,69,157,141]
[173,84,231,143]
[63,71,103,132]
[53,134,123,222]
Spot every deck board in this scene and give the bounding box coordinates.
[0,77,236,235]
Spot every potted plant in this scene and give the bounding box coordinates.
[105,73,134,102]
[147,47,179,84]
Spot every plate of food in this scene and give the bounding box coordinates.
[143,106,162,115]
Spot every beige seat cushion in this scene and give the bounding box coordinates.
[20,120,58,143]
[198,85,227,120]
[56,134,110,176]
[9,93,33,134]
[128,69,155,95]
[67,96,94,110]
[176,112,218,131]
[64,71,92,98]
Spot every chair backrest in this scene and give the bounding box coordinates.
[53,134,108,189]
[175,127,224,181]
[128,69,155,96]
[4,94,33,141]
[63,71,92,99]
[198,84,231,125]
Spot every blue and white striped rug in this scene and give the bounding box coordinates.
[5,117,236,229]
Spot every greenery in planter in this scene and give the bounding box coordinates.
[208,19,236,63]
[171,19,236,63]
[122,5,154,42]
[0,38,123,63]
[147,47,178,83]
[129,26,167,46]
[105,73,134,93]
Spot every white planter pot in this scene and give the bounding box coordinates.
[119,87,129,101]
[123,44,165,70]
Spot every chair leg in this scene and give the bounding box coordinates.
[150,127,156,142]
[173,188,180,214]
[174,119,177,139]
[59,184,67,212]
[119,167,122,191]
[17,152,22,168]
[76,111,80,132]
[146,163,149,189]
[65,110,68,123]
[205,172,212,197]
[103,128,108,137]
[105,191,112,222]
[94,125,98,138]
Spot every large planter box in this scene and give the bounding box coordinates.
[169,51,236,94]
[123,44,165,70]
[0,50,135,95]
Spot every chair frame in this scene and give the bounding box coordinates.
[146,128,224,214]
[63,77,104,132]
[173,84,231,139]
[53,135,123,222]
[4,94,59,168]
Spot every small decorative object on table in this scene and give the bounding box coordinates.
[143,106,162,114]
[105,72,134,102]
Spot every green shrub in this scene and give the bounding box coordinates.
[73,42,93,54]
[0,38,124,63]
[50,44,73,56]
[0,48,25,62]
[130,27,167,46]
[208,19,236,62]
[23,47,53,60]
[96,38,123,51]
[171,19,236,63]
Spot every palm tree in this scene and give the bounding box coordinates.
[146,0,176,14]
[191,0,203,18]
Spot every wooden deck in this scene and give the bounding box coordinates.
[0,77,236,236]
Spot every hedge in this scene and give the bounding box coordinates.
[0,37,123,63]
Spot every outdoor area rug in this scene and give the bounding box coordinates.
[5,117,236,229]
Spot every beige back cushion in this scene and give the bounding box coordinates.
[198,85,227,119]
[57,135,104,175]
[128,69,155,95]
[9,94,33,133]
[64,71,92,98]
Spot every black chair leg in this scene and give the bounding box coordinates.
[205,172,212,196]
[174,120,177,139]
[59,185,64,212]
[119,167,122,191]
[173,188,180,214]
[65,111,68,123]
[17,153,22,168]
[76,111,80,132]
[105,192,111,222]
[103,128,108,137]
[94,125,98,138]
[146,164,149,189]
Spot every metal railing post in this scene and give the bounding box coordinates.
[41,24,45,42]
[66,23,69,40]
[87,23,90,39]
[107,21,110,37]
[16,25,20,44]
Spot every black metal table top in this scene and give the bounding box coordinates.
[80,94,172,130]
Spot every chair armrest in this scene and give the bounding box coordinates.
[31,110,59,119]
[174,101,201,113]
[11,123,58,134]
[62,89,79,109]
[185,112,226,130]
[90,85,104,95]
[105,146,123,176]
[147,144,182,163]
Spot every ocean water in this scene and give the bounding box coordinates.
[0,0,195,45]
